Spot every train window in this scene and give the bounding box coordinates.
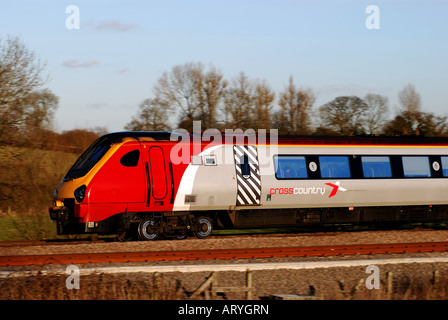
[120,149,140,167]
[64,138,111,181]
[361,156,392,178]
[319,156,351,178]
[441,157,448,177]
[204,155,217,166]
[402,156,431,177]
[274,156,308,179]
[240,155,251,178]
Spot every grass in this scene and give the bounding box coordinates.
[0,145,77,241]
[0,209,117,241]
[0,208,66,241]
[0,146,77,212]
[1,267,448,300]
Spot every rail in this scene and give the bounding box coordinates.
[2,241,448,267]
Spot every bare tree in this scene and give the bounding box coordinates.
[152,62,226,130]
[154,62,201,124]
[24,89,58,129]
[277,76,315,135]
[24,89,59,147]
[364,93,389,134]
[318,96,368,135]
[0,36,56,145]
[252,80,275,130]
[223,72,255,129]
[125,98,169,131]
[200,66,226,129]
[383,84,443,136]
[398,84,421,115]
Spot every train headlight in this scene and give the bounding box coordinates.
[74,185,86,203]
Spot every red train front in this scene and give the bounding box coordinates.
[49,131,215,240]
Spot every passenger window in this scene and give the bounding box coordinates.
[361,156,392,178]
[274,156,308,179]
[402,156,431,177]
[120,149,140,167]
[240,155,251,178]
[441,157,448,177]
[319,156,351,178]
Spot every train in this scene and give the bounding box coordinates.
[49,131,448,240]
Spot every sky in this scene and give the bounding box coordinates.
[1,0,447,133]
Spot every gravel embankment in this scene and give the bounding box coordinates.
[1,229,448,256]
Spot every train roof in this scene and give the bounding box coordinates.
[100,131,448,146]
[102,131,174,143]
[270,135,448,146]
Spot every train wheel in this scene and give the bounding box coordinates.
[194,216,213,239]
[137,219,159,241]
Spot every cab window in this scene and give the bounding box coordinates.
[64,138,112,181]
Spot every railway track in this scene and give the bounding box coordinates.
[2,241,448,267]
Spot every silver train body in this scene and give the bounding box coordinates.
[173,139,448,229]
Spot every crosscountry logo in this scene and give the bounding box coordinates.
[325,181,348,198]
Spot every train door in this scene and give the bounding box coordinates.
[233,145,262,205]
[145,146,170,207]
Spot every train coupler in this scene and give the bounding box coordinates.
[49,206,70,222]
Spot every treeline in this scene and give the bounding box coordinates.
[126,62,448,137]
[34,129,104,154]
[2,36,448,158]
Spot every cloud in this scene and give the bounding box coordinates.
[117,68,129,74]
[88,102,108,110]
[95,20,139,32]
[62,60,100,68]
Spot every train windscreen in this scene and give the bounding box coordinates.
[63,137,112,181]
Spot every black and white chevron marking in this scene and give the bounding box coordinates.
[233,145,261,205]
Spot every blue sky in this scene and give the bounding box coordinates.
[1,0,447,132]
